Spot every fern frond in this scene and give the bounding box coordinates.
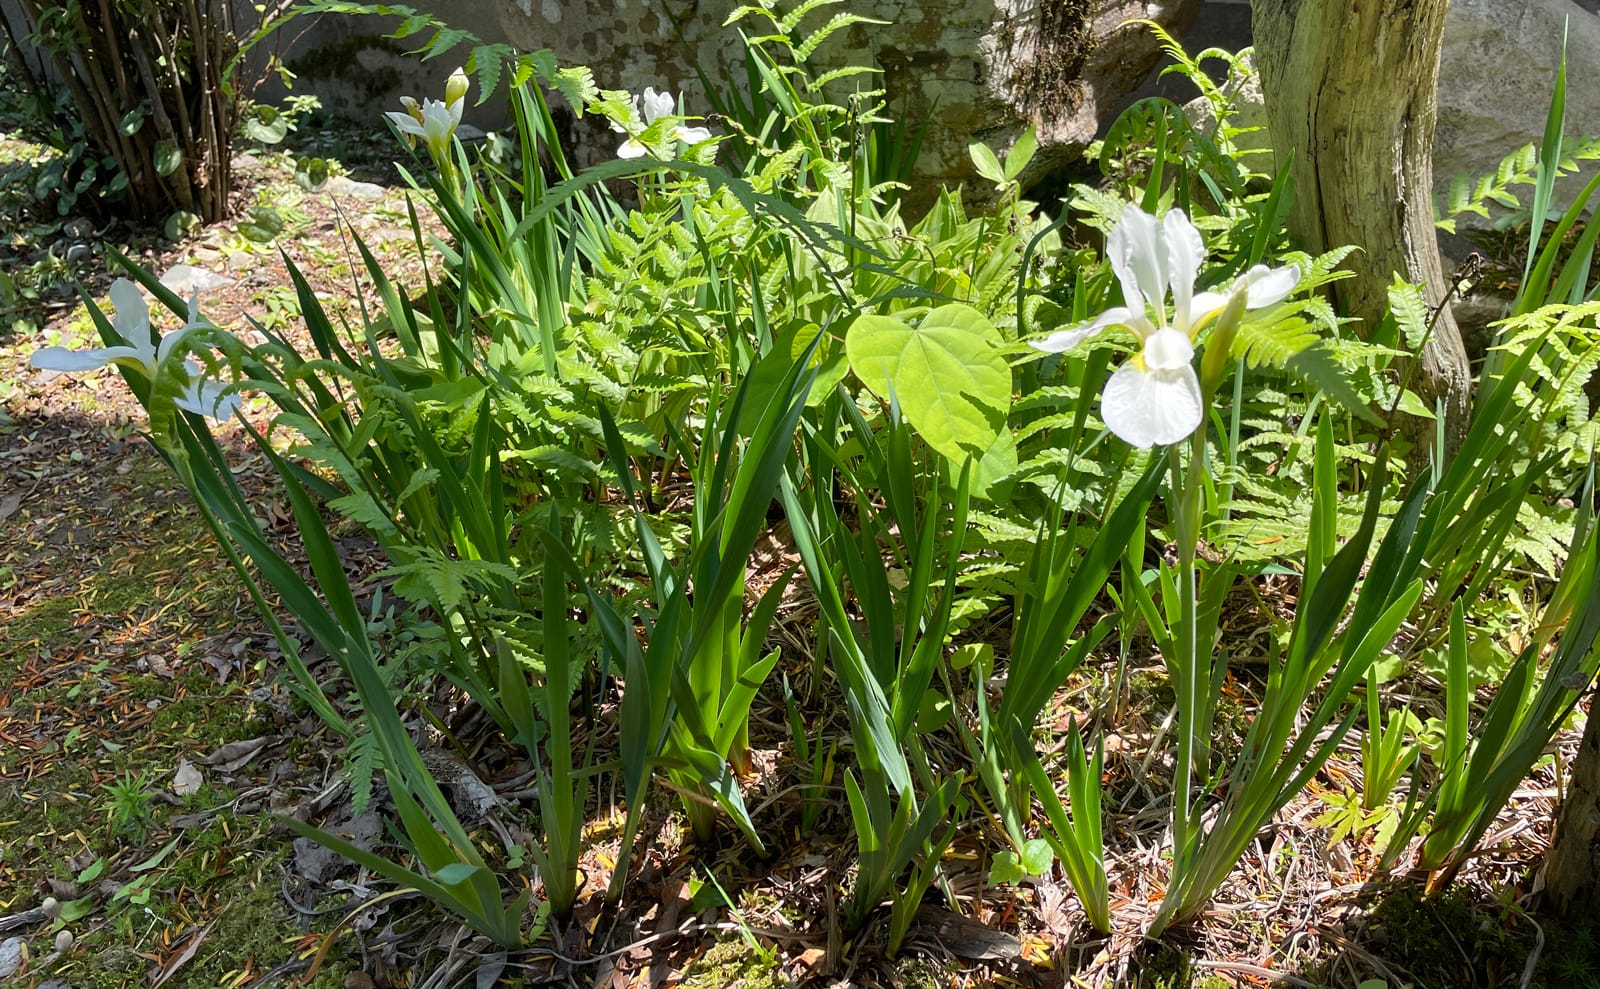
[329,489,400,540]
[1387,277,1430,348]
[345,732,384,816]
[806,64,881,92]
[780,0,843,36]
[796,13,887,61]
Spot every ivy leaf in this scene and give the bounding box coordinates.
[119,105,148,136]
[1020,837,1055,877]
[153,141,183,177]
[989,850,1025,886]
[244,106,289,144]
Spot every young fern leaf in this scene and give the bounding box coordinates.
[1232,317,1379,423]
[380,550,520,611]
[346,731,384,816]
[1387,276,1430,349]
[794,13,888,61]
[467,44,502,102]
[779,0,843,36]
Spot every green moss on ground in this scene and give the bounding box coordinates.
[679,937,787,989]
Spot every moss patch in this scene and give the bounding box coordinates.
[679,937,787,989]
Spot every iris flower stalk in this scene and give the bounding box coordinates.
[1032,203,1301,880]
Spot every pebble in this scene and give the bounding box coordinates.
[65,243,90,262]
[159,263,234,297]
[0,937,23,979]
[325,175,387,202]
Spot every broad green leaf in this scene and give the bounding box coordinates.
[244,105,290,144]
[950,642,993,675]
[1395,389,1436,419]
[295,156,331,192]
[119,105,147,136]
[740,322,845,434]
[165,210,200,241]
[1020,837,1055,876]
[846,304,1012,463]
[153,141,182,177]
[969,140,1006,184]
[989,850,1025,885]
[914,690,951,734]
[1006,126,1038,181]
[130,837,181,872]
[238,205,285,244]
[972,426,1017,499]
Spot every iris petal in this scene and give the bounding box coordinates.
[1244,263,1301,309]
[1101,362,1204,448]
[29,346,131,372]
[109,278,150,344]
[1186,290,1232,328]
[385,111,426,137]
[1165,209,1206,328]
[1109,205,1168,323]
[1142,327,1195,372]
[1030,306,1135,352]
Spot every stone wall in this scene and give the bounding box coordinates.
[497,0,1203,204]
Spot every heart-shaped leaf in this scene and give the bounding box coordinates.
[846,303,1011,465]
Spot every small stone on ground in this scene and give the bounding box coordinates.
[325,176,387,201]
[160,264,234,297]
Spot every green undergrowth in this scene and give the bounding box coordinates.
[61,860,353,989]
[679,938,787,989]
[0,448,352,986]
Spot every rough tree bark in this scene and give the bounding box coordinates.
[1548,701,1600,916]
[1251,0,1472,454]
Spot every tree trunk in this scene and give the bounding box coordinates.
[1251,0,1472,455]
[1548,696,1600,916]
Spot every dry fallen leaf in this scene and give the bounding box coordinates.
[796,947,827,969]
[172,758,203,797]
[198,735,273,772]
[149,923,213,988]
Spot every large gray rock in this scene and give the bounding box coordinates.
[497,0,1203,206]
[1435,0,1600,219]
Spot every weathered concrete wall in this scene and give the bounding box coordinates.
[252,1,510,130]
[497,0,1203,203]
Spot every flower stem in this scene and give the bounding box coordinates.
[1168,428,1206,902]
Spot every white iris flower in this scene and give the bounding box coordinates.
[613,86,712,159]
[31,278,238,422]
[387,67,468,161]
[1031,205,1300,448]
[31,278,192,378]
[175,359,241,420]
